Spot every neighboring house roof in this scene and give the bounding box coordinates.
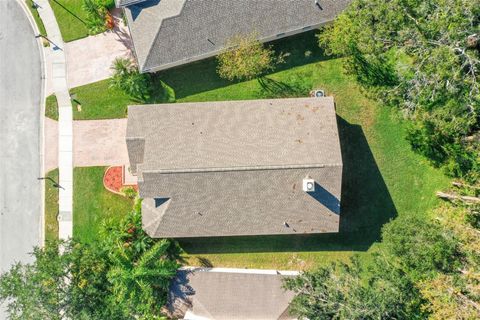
[167,268,298,320]
[123,0,352,72]
[115,0,147,7]
[126,97,343,238]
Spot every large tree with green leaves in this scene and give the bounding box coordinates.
[216,33,280,81]
[284,216,463,319]
[319,0,480,179]
[0,211,180,320]
[101,210,181,319]
[0,241,118,320]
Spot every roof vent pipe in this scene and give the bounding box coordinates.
[303,178,315,192]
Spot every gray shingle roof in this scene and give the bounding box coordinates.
[115,0,148,8]
[124,0,352,72]
[168,268,298,320]
[126,97,342,238]
[127,97,342,172]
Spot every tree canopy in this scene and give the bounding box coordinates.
[319,0,480,180]
[0,210,180,320]
[284,216,465,319]
[216,33,278,81]
[291,1,480,318]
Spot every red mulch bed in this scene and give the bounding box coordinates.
[103,166,138,194]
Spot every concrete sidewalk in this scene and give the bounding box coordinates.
[66,9,133,88]
[36,0,73,240]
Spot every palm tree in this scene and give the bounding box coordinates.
[108,239,179,318]
[110,58,151,102]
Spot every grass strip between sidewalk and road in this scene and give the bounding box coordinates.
[45,94,59,120]
[44,169,59,242]
[26,0,47,36]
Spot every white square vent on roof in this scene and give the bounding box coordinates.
[303,178,315,192]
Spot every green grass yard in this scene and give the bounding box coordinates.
[178,63,449,270]
[73,167,133,244]
[70,78,174,120]
[26,0,47,37]
[45,94,58,120]
[50,0,95,42]
[68,31,450,269]
[44,169,59,242]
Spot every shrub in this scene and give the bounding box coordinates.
[96,0,115,9]
[110,58,152,102]
[120,186,137,200]
[82,0,107,34]
[216,33,278,81]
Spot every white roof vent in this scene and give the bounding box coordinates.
[303,178,315,192]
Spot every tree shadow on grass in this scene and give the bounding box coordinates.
[155,31,331,100]
[257,77,310,99]
[268,30,331,72]
[51,0,86,25]
[178,116,397,254]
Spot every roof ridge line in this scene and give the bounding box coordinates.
[141,0,188,71]
[140,163,342,174]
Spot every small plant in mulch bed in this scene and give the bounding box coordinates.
[121,186,137,200]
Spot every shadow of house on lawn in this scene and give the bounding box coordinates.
[155,31,331,100]
[179,116,397,254]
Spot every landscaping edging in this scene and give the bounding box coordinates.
[103,166,138,196]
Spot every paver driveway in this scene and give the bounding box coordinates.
[73,119,129,167]
[65,9,133,88]
[45,118,129,169]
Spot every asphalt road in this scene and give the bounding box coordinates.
[0,0,43,278]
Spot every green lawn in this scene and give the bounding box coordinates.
[73,167,133,244]
[26,0,47,36]
[45,169,59,242]
[67,31,450,269]
[50,0,93,42]
[70,78,174,120]
[45,94,58,120]
[70,80,131,120]
[177,60,450,270]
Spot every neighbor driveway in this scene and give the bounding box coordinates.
[65,9,133,88]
